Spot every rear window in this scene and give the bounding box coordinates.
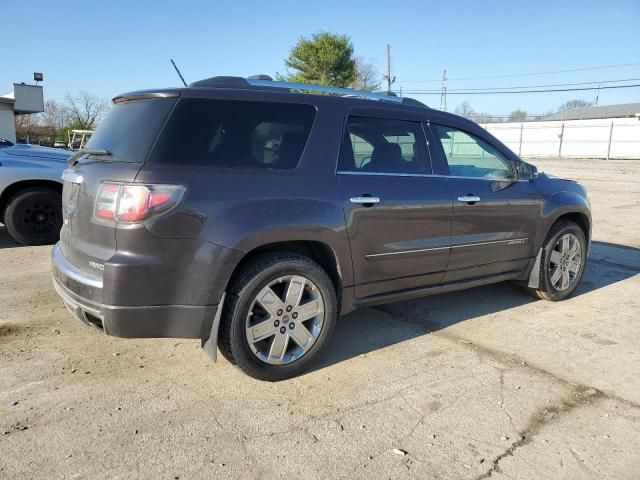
[148,98,316,169]
[86,98,177,162]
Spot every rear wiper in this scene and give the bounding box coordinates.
[67,148,112,166]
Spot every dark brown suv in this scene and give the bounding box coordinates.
[52,76,591,380]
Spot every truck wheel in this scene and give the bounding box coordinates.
[218,252,337,381]
[529,220,587,301]
[4,188,62,245]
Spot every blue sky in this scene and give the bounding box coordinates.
[3,0,639,116]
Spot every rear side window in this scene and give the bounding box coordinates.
[86,98,177,162]
[149,98,316,169]
[338,116,430,174]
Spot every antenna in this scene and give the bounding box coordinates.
[170,59,188,87]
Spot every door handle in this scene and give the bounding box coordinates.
[350,196,380,205]
[457,195,481,204]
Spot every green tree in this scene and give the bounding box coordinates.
[558,99,592,112]
[283,32,357,87]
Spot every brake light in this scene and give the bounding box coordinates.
[94,182,185,223]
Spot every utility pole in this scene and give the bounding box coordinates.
[383,44,396,94]
[440,69,448,111]
[594,84,601,106]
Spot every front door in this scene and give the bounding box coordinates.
[337,115,452,298]
[429,123,541,283]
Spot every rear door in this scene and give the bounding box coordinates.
[337,114,452,298]
[427,123,541,282]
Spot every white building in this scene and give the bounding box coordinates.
[0,83,45,142]
[481,103,640,159]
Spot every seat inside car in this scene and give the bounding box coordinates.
[362,142,405,173]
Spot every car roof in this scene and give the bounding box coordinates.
[112,76,478,130]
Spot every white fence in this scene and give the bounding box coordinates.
[481,118,640,159]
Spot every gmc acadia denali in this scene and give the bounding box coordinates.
[52,76,591,380]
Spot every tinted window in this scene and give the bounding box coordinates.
[433,125,514,179]
[149,98,316,169]
[87,98,177,162]
[338,117,430,174]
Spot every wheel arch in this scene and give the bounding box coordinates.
[229,240,343,298]
[0,179,62,223]
[527,209,591,289]
[544,210,591,247]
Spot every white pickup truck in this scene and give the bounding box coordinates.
[0,140,70,244]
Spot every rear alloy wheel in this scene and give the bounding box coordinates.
[246,275,325,365]
[4,188,62,245]
[529,220,587,301]
[218,252,337,381]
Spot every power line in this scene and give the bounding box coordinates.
[432,77,640,92]
[400,62,640,83]
[397,83,640,95]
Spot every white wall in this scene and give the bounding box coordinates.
[0,103,16,142]
[481,117,640,159]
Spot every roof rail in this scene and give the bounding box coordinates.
[188,76,426,107]
[247,79,406,104]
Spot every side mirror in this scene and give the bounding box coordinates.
[517,161,538,180]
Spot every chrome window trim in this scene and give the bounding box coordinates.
[366,238,528,259]
[336,170,531,182]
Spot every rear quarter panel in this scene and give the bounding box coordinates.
[133,104,353,300]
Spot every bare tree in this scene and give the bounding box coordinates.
[64,91,109,130]
[454,101,476,118]
[14,114,37,143]
[39,100,67,142]
[508,109,528,122]
[352,56,381,91]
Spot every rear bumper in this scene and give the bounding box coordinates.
[52,244,217,338]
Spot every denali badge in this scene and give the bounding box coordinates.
[89,261,104,271]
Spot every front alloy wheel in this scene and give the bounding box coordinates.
[529,220,587,301]
[548,233,582,291]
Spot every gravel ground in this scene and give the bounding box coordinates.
[1,158,638,480]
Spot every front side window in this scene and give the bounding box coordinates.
[149,98,316,169]
[432,125,514,180]
[338,117,430,174]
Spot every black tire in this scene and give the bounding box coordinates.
[529,220,587,301]
[218,252,337,381]
[4,187,62,245]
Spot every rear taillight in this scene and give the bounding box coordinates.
[94,182,185,223]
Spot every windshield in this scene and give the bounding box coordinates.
[86,97,177,162]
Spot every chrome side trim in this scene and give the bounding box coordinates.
[366,238,529,259]
[365,246,449,259]
[52,244,103,289]
[451,238,529,249]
